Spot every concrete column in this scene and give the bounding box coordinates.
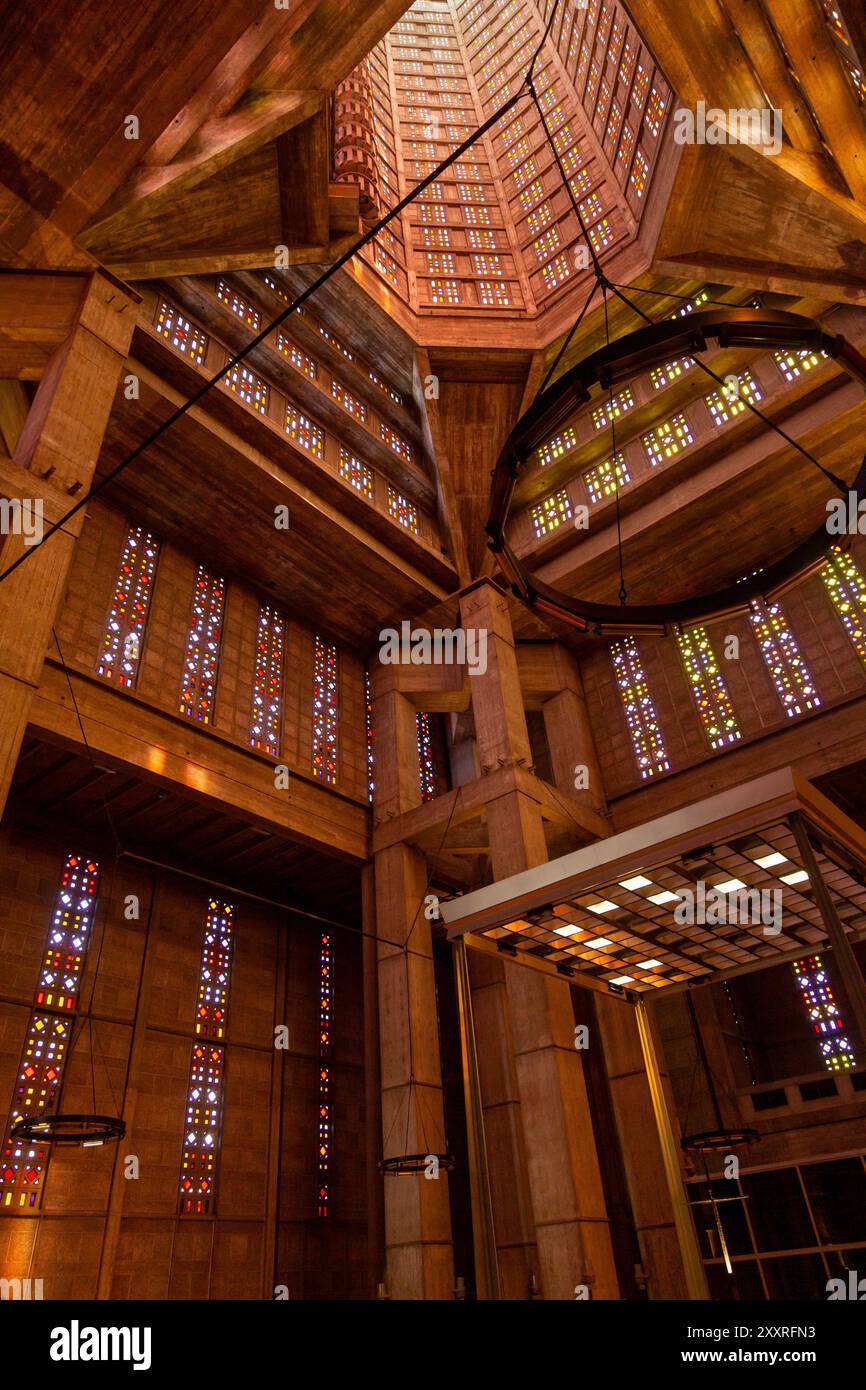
[370,667,454,1298]
[542,648,609,827]
[595,995,692,1298]
[460,579,619,1300]
[0,270,137,820]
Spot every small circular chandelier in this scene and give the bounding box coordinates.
[487,308,866,637]
[11,1113,125,1147]
[379,1152,456,1177]
[681,1127,760,1153]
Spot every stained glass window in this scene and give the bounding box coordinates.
[478,280,512,307]
[387,485,420,533]
[285,404,325,459]
[774,348,827,382]
[649,357,693,389]
[705,370,763,425]
[97,526,159,688]
[155,301,208,363]
[262,272,290,302]
[531,489,573,537]
[430,278,462,305]
[749,599,821,718]
[416,712,437,801]
[541,254,571,291]
[365,669,375,803]
[331,380,368,421]
[0,854,100,1209]
[584,453,630,504]
[642,413,694,465]
[591,388,634,429]
[629,148,649,198]
[250,606,285,757]
[215,279,261,330]
[792,955,855,1072]
[611,637,670,779]
[193,900,234,1042]
[673,289,709,317]
[676,627,742,749]
[537,427,577,467]
[223,364,269,415]
[319,325,354,361]
[822,546,866,666]
[277,332,317,380]
[313,636,339,784]
[339,447,375,499]
[179,900,234,1215]
[179,566,225,724]
[317,934,332,1217]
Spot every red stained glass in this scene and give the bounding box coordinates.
[179,901,234,1214]
[0,854,100,1210]
[97,527,159,688]
[179,566,225,724]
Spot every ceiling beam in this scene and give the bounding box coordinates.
[768,0,866,203]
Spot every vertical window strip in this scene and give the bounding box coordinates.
[0,854,100,1209]
[317,934,332,1217]
[822,547,866,667]
[97,526,159,688]
[312,637,339,784]
[365,669,375,804]
[611,637,670,779]
[250,606,285,757]
[793,955,855,1072]
[749,600,821,718]
[676,627,742,750]
[179,901,235,1215]
[179,566,225,724]
[416,712,437,801]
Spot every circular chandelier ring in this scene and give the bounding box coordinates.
[11,1113,126,1146]
[486,309,866,636]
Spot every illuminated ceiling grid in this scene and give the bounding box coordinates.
[475,821,866,995]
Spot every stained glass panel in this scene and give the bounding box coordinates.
[749,600,821,718]
[250,606,285,757]
[313,637,339,784]
[97,526,159,688]
[179,566,225,724]
[179,900,235,1215]
[155,301,208,363]
[0,854,100,1209]
[416,712,436,802]
[215,279,261,330]
[531,489,572,537]
[611,636,670,779]
[387,485,420,533]
[317,934,332,1217]
[822,547,866,667]
[677,626,742,750]
[339,448,374,500]
[793,955,855,1073]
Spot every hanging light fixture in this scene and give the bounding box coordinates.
[487,307,866,637]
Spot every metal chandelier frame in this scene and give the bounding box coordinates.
[486,307,866,637]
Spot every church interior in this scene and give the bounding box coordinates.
[2,0,866,1304]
